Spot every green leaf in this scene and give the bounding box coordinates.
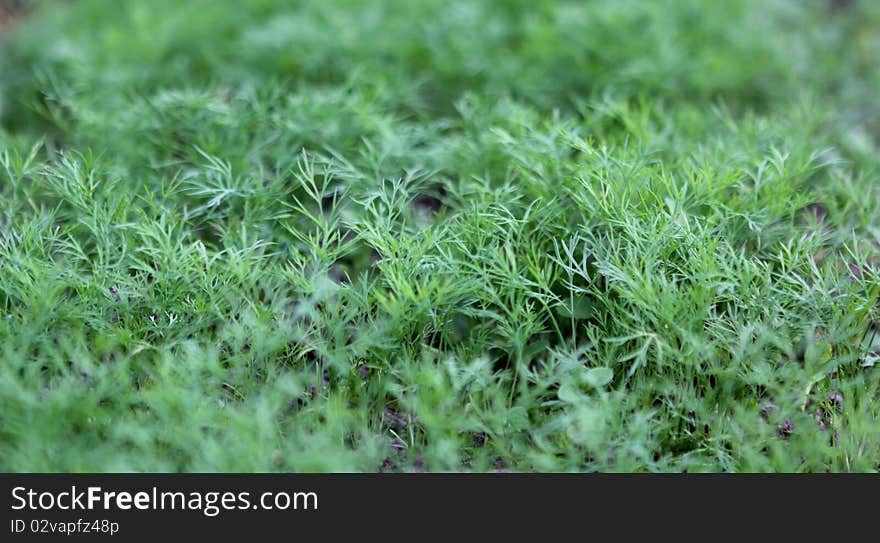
[557,382,583,403]
[582,367,613,388]
[505,406,530,430]
[804,340,832,371]
[555,296,596,320]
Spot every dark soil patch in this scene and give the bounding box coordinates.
[0,1,30,34]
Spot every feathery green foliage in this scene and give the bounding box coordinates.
[1,0,879,471]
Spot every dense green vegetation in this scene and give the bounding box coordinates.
[1,0,878,471]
